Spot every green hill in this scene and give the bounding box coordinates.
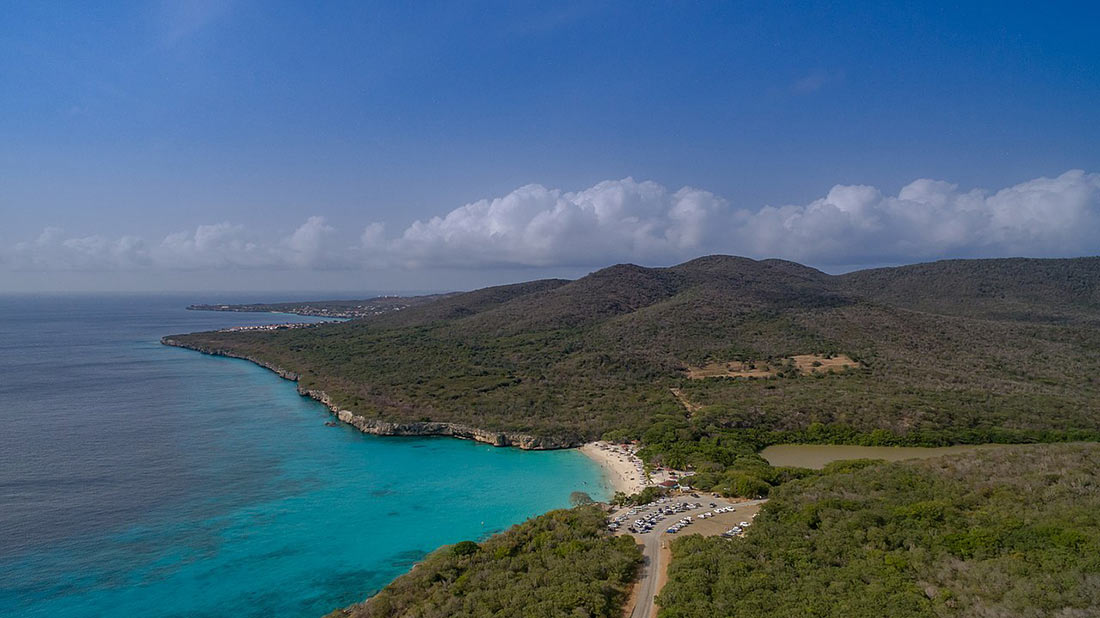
[169,255,1100,451]
[839,257,1100,324]
[171,256,1100,616]
[327,506,640,618]
[658,443,1100,617]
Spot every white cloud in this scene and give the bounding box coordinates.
[156,222,270,268]
[6,228,151,270]
[726,169,1100,264]
[283,216,340,268]
[5,170,1099,274]
[364,169,1100,268]
[5,218,347,272]
[381,179,728,268]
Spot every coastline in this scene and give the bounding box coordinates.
[162,336,667,500]
[160,336,578,450]
[579,441,648,496]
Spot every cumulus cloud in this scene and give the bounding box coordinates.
[382,179,727,268]
[4,170,1099,273]
[364,169,1100,268]
[6,228,151,270]
[6,217,346,272]
[728,170,1100,264]
[156,222,270,268]
[283,216,340,268]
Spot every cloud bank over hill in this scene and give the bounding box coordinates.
[5,170,1100,274]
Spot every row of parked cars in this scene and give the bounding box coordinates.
[607,498,704,533]
[721,517,753,537]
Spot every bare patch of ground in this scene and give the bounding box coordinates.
[790,353,860,374]
[669,388,701,412]
[676,500,764,537]
[685,360,775,379]
[653,539,671,615]
[685,354,860,380]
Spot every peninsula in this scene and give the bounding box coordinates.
[187,293,455,320]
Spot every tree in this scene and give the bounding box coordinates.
[451,540,480,556]
[570,491,594,507]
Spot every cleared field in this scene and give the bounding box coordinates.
[685,354,860,379]
[790,353,859,374]
[760,443,998,469]
[685,360,775,379]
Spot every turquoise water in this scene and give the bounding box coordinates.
[0,295,611,617]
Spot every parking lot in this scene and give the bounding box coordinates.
[608,493,763,539]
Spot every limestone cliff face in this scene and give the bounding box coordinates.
[160,337,576,450]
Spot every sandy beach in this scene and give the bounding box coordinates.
[580,441,648,495]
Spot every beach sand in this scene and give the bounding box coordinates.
[580,442,647,496]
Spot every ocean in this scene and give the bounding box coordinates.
[0,294,611,617]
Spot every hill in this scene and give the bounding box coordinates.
[166,255,1100,454]
[326,506,641,618]
[839,257,1100,324]
[658,443,1100,617]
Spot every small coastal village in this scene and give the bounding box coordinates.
[217,322,319,333]
[188,294,454,320]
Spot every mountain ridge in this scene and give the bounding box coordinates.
[170,254,1100,446]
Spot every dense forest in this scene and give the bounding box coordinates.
[327,506,641,618]
[170,256,1100,453]
[657,443,1100,617]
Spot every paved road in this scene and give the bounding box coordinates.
[625,498,767,618]
[629,532,664,618]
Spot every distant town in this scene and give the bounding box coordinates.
[188,293,454,320]
[217,322,320,333]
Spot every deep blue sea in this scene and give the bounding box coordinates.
[0,294,611,617]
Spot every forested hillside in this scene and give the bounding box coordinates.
[840,257,1100,323]
[328,506,641,618]
[170,255,1100,452]
[657,443,1100,617]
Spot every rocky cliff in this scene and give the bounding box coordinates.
[160,337,576,450]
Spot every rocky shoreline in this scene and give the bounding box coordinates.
[160,337,577,450]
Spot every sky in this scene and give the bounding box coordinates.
[2,1,1099,293]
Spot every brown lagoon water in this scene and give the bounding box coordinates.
[760,444,999,469]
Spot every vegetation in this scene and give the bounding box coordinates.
[569,491,594,507]
[657,443,1100,617]
[610,486,669,506]
[329,506,641,618]
[634,414,1100,498]
[168,256,1100,615]
[170,256,1100,450]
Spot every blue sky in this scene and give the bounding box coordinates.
[3,1,1099,292]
